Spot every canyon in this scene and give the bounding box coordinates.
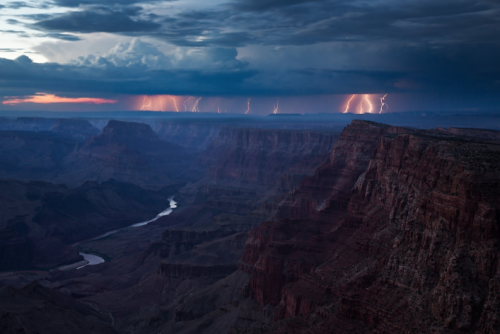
[0,114,499,334]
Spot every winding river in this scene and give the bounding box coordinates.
[74,196,177,270]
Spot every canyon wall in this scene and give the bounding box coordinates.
[60,120,196,188]
[198,127,339,188]
[238,121,500,333]
[147,120,225,151]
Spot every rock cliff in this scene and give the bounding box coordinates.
[238,121,500,333]
[198,127,339,188]
[50,118,99,141]
[59,120,196,188]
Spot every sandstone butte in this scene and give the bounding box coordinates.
[238,120,500,333]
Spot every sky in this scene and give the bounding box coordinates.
[0,0,499,114]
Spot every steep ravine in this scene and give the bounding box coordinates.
[237,121,500,333]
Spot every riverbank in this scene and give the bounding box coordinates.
[58,197,177,271]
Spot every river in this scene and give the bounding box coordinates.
[74,196,177,270]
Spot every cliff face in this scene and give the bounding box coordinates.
[198,127,339,188]
[0,117,55,132]
[60,120,196,188]
[50,119,100,141]
[238,121,500,333]
[274,121,407,220]
[148,120,224,151]
[0,131,77,180]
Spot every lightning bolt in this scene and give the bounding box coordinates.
[272,99,279,114]
[245,98,251,114]
[170,96,179,112]
[191,97,202,112]
[363,94,373,113]
[379,94,388,114]
[343,94,355,113]
[140,95,152,111]
[184,96,193,111]
[217,107,221,114]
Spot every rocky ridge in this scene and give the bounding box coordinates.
[236,121,500,333]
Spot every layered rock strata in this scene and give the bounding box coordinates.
[60,120,195,188]
[198,127,339,188]
[238,121,500,333]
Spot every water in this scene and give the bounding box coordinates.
[92,197,177,240]
[131,197,177,227]
[73,196,177,270]
[77,252,105,269]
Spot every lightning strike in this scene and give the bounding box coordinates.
[191,97,202,112]
[170,96,179,112]
[363,94,373,113]
[272,99,279,114]
[217,107,221,114]
[140,95,152,111]
[379,94,388,114]
[343,94,355,113]
[245,98,251,114]
[184,96,193,111]
[159,96,163,112]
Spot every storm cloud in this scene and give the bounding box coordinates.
[34,6,160,33]
[1,0,499,111]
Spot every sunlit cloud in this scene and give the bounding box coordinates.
[2,93,118,105]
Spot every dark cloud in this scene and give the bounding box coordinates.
[6,2,34,9]
[33,7,160,33]
[3,0,500,104]
[52,0,165,7]
[123,0,497,49]
[0,48,22,52]
[230,0,327,11]
[0,30,30,38]
[42,32,81,41]
[28,0,500,48]
[6,19,20,25]
[0,39,498,98]
[3,1,51,9]
[0,56,256,97]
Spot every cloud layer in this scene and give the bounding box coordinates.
[0,0,499,111]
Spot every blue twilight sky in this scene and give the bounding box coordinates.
[0,0,499,113]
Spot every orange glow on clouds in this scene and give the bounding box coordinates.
[2,93,118,105]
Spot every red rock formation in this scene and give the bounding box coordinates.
[198,127,339,187]
[239,121,500,333]
[274,121,408,220]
